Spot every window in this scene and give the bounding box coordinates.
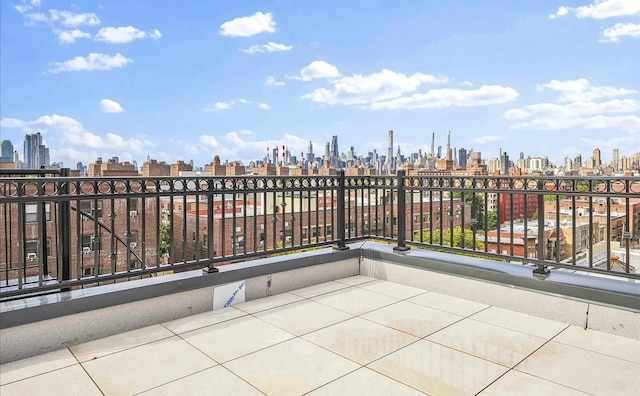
[83,267,95,277]
[233,235,245,248]
[202,234,208,247]
[325,225,333,235]
[128,231,138,247]
[25,203,51,223]
[83,234,102,251]
[259,232,265,245]
[129,199,139,212]
[79,201,102,218]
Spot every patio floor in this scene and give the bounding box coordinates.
[1,275,639,395]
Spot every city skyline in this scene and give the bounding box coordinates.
[1,0,639,167]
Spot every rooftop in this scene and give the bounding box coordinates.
[1,243,639,395]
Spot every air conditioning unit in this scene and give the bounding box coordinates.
[129,242,137,249]
[259,240,265,245]
[129,210,138,217]
[27,252,37,261]
[83,247,91,255]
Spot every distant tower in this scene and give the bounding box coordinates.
[458,148,467,169]
[447,131,451,152]
[387,130,394,172]
[324,142,330,162]
[437,145,442,159]
[430,132,435,157]
[307,141,314,164]
[593,148,601,167]
[612,148,619,169]
[330,135,339,166]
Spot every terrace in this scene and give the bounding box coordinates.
[1,170,639,395]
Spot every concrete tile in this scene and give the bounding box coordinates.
[0,348,77,386]
[427,318,547,367]
[308,367,424,395]
[224,338,359,396]
[289,280,351,298]
[554,325,640,364]
[312,287,398,316]
[162,306,246,334]
[408,291,488,316]
[470,306,568,339]
[255,300,352,336]
[479,370,589,396]
[181,316,294,363]
[70,324,173,362]
[362,300,463,338]
[82,336,215,396]
[234,292,303,314]
[303,317,418,365]
[334,275,377,286]
[139,366,263,395]
[0,364,102,396]
[369,339,508,395]
[358,280,427,299]
[516,341,640,395]
[587,303,640,340]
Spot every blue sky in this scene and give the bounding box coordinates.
[1,0,639,168]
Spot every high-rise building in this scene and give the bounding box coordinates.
[430,132,435,157]
[458,148,467,169]
[612,148,619,170]
[307,141,314,165]
[500,151,510,175]
[387,130,394,172]
[330,135,339,167]
[0,139,14,162]
[593,148,601,168]
[574,154,582,170]
[23,132,50,169]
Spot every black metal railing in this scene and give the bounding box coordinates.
[1,169,639,299]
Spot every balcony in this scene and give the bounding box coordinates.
[1,171,639,394]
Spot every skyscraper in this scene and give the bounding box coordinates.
[593,148,601,168]
[458,148,467,169]
[23,132,48,169]
[0,139,14,162]
[430,132,435,157]
[307,141,314,165]
[612,148,619,170]
[387,130,394,172]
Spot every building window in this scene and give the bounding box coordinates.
[25,203,51,223]
[129,199,139,212]
[79,200,103,218]
[83,234,102,251]
[233,235,245,248]
[128,231,138,247]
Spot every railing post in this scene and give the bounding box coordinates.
[533,182,549,275]
[394,169,410,252]
[333,170,349,250]
[59,168,72,289]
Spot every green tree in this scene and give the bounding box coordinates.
[416,228,484,250]
[452,192,486,230]
[159,223,171,257]
[486,211,498,230]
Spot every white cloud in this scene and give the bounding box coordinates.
[258,103,271,110]
[303,68,454,107]
[549,0,640,19]
[199,135,219,148]
[56,29,91,43]
[24,9,100,26]
[265,76,285,86]
[536,78,637,102]
[219,11,275,37]
[506,99,640,131]
[14,0,41,14]
[461,81,474,87]
[48,53,133,73]
[203,99,253,111]
[580,133,640,148]
[298,65,515,110]
[0,118,27,128]
[99,99,124,113]
[474,135,504,144]
[203,102,232,112]
[95,26,162,44]
[290,60,341,81]
[602,22,640,42]
[371,85,519,110]
[0,114,147,152]
[243,41,293,54]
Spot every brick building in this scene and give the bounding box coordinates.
[88,158,138,177]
